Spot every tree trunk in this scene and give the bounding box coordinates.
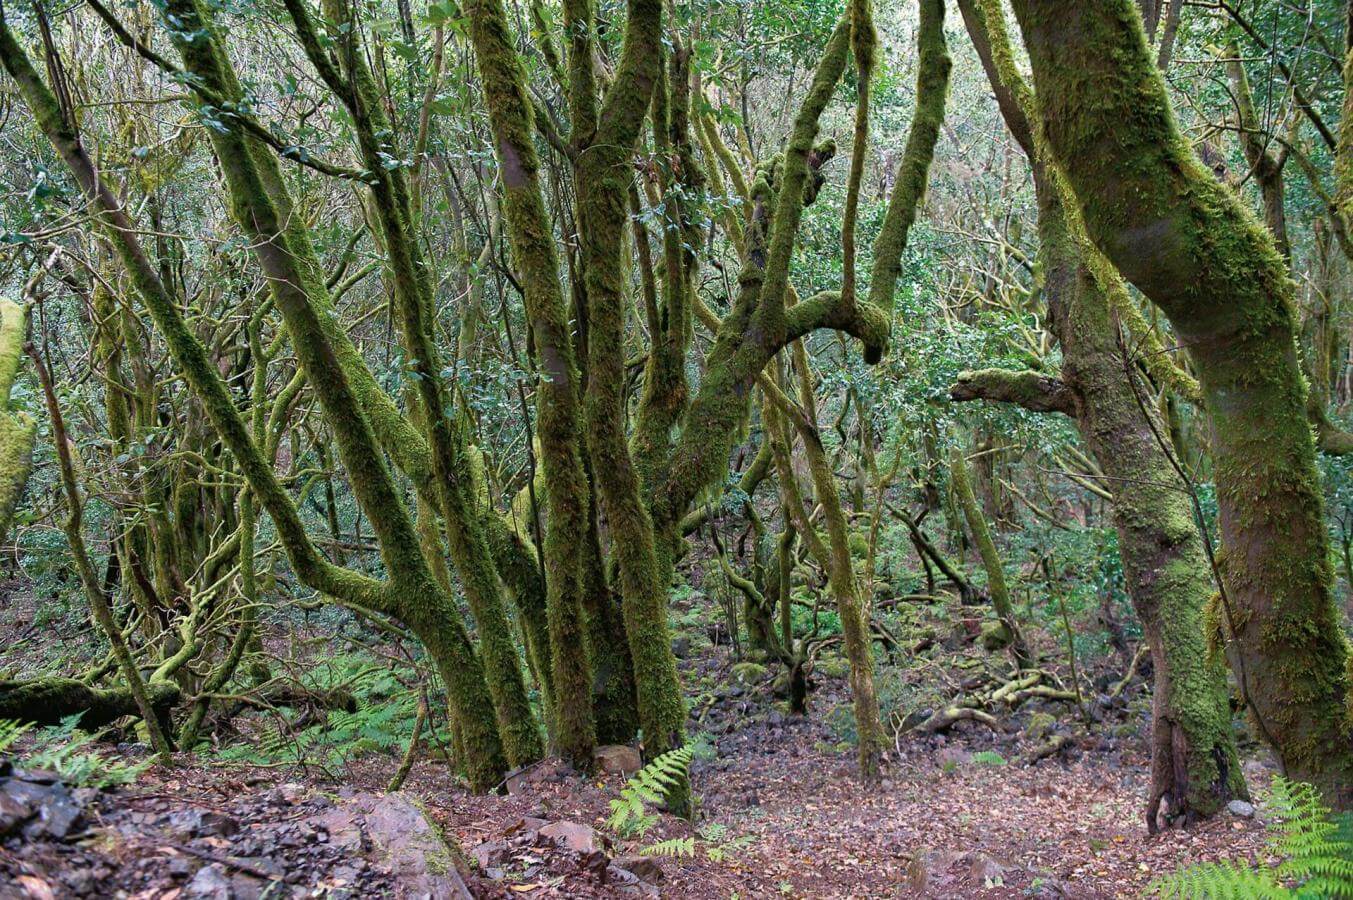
[1010,0,1353,806]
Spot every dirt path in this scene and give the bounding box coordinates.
[411,712,1271,899]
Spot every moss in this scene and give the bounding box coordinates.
[731,662,769,684]
[0,300,35,547]
[461,0,601,765]
[0,678,179,729]
[1025,711,1056,741]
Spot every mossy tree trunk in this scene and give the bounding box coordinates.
[289,0,544,767]
[955,0,1248,826]
[947,444,1032,670]
[1009,0,1353,806]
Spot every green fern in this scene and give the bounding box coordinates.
[640,836,696,858]
[1150,776,1353,899]
[0,717,30,755]
[0,716,149,789]
[605,744,693,838]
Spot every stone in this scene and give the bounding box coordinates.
[1227,799,1256,818]
[593,744,642,776]
[979,620,1012,651]
[907,847,960,895]
[966,852,1007,885]
[0,786,35,835]
[936,747,971,769]
[538,820,602,854]
[504,758,573,795]
[612,854,665,883]
[279,783,308,804]
[34,786,82,840]
[671,637,692,659]
[184,864,233,899]
[334,792,474,899]
[469,839,509,869]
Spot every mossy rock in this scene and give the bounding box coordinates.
[816,656,850,679]
[847,530,871,560]
[731,662,769,685]
[979,620,1012,651]
[1025,711,1056,741]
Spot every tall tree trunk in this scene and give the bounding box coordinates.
[954,0,1251,825]
[1010,0,1353,806]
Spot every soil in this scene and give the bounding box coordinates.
[0,640,1274,899]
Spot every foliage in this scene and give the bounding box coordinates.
[215,652,431,771]
[1150,777,1353,898]
[0,716,150,789]
[605,744,694,838]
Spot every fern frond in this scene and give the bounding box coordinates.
[604,745,693,838]
[1148,860,1284,898]
[1152,776,1353,899]
[641,836,695,858]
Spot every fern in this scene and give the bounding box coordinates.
[641,836,696,858]
[0,717,30,755]
[605,745,693,838]
[1150,776,1353,899]
[0,716,149,789]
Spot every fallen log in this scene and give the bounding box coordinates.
[0,677,179,729]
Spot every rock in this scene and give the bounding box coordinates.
[612,854,665,883]
[198,811,240,838]
[228,871,268,900]
[279,782,308,804]
[967,852,1008,885]
[504,758,573,795]
[816,656,850,679]
[731,662,769,685]
[164,808,238,841]
[907,847,960,895]
[1227,799,1256,818]
[936,747,971,769]
[184,864,233,899]
[539,820,602,853]
[671,637,692,659]
[506,815,549,836]
[0,784,36,835]
[344,792,474,899]
[29,783,82,840]
[979,620,1012,651]
[469,839,509,869]
[1025,711,1057,741]
[594,745,643,776]
[308,792,473,897]
[618,884,661,899]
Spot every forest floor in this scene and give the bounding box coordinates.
[0,651,1275,899]
[0,586,1277,898]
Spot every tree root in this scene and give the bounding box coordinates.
[1023,733,1070,764]
[916,705,1002,734]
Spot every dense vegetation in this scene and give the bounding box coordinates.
[1,0,1353,891]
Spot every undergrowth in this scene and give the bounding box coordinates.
[0,716,150,788]
[1149,776,1353,898]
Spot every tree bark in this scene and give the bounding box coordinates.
[1009,0,1353,806]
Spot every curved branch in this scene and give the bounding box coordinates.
[949,368,1077,415]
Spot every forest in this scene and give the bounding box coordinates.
[0,0,1352,896]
